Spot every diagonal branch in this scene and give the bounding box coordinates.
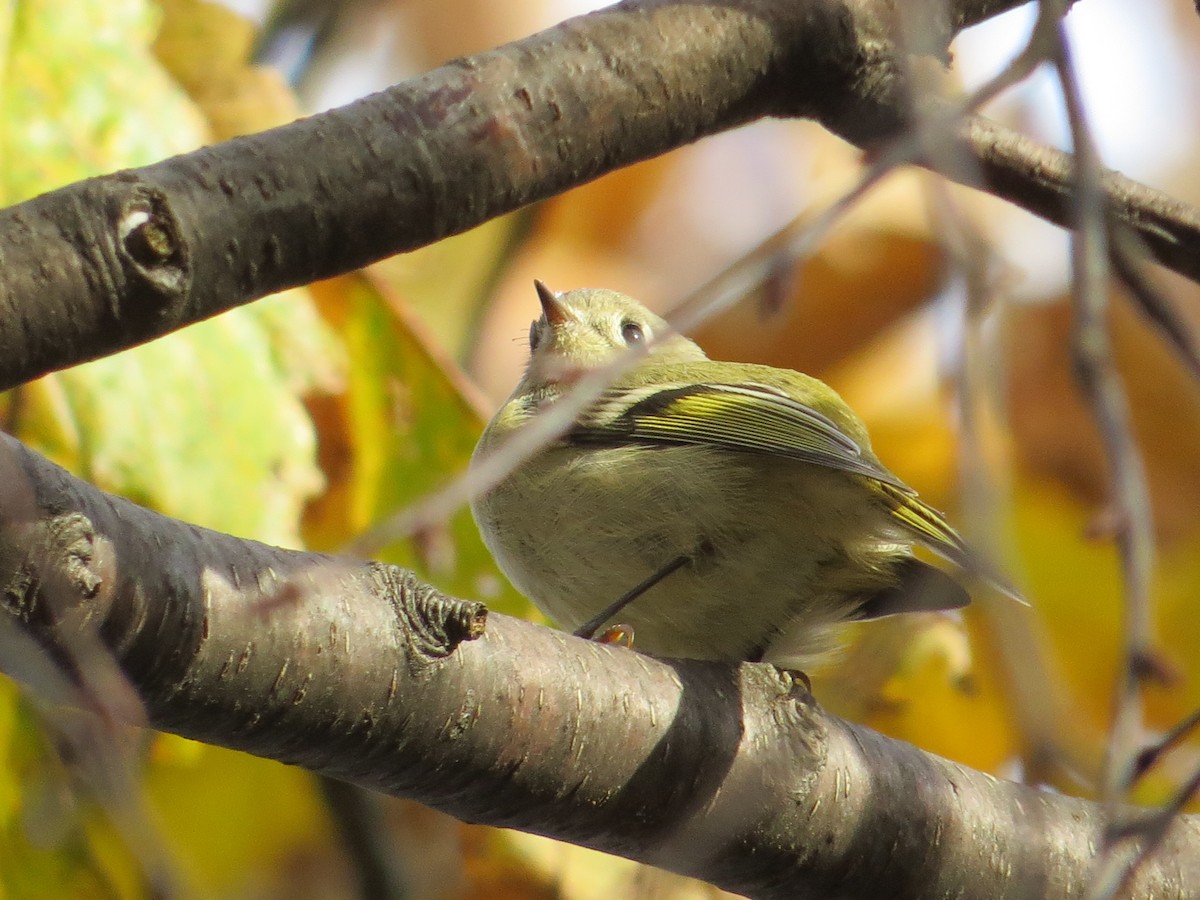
[2,0,1197,393]
[966,116,1200,288]
[1,432,1199,899]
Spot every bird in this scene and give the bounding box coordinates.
[470,282,1007,669]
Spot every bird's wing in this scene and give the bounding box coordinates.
[574,381,981,567]
[572,380,1027,602]
[571,381,912,489]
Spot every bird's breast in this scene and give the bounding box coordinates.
[471,439,898,663]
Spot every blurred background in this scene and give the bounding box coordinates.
[2,0,1200,896]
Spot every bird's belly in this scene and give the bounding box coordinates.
[473,443,898,665]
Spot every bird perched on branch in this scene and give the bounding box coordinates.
[471,283,1014,668]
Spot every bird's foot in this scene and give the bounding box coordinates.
[595,624,635,648]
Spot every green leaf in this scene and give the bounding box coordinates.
[18,293,329,546]
[0,3,339,895]
[2,0,330,545]
[306,274,530,615]
[1,0,207,205]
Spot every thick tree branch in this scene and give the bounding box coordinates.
[1,432,1198,899]
[0,0,862,390]
[952,0,1072,30]
[4,0,1198,392]
[967,116,1200,288]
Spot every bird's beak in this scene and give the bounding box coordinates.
[534,280,570,326]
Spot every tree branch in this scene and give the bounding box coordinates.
[3,0,1198,392]
[1,432,1198,899]
[966,116,1200,288]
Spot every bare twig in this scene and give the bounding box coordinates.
[1096,764,1200,899]
[1098,705,1200,894]
[1038,7,1158,898]
[1129,707,1200,787]
[347,154,900,556]
[319,777,413,900]
[665,0,1068,334]
[913,0,1117,796]
[663,153,898,335]
[1109,228,1200,382]
[965,116,1200,284]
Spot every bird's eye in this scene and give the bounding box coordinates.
[528,319,541,352]
[620,320,645,345]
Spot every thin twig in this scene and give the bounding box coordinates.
[319,776,413,900]
[573,555,689,640]
[1094,763,1200,899]
[1041,7,1159,899]
[1129,706,1200,789]
[868,0,1118,793]
[346,158,903,556]
[1109,227,1200,383]
[659,34,1037,338]
[965,115,1200,284]
[663,155,898,336]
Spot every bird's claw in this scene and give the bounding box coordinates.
[596,624,635,648]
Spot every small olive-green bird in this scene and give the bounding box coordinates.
[472,283,1002,668]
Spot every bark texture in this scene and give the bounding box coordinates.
[1,434,1197,899]
[2,0,1196,391]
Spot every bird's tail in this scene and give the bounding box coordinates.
[874,482,1028,605]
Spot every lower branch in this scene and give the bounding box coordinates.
[0,432,1196,898]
